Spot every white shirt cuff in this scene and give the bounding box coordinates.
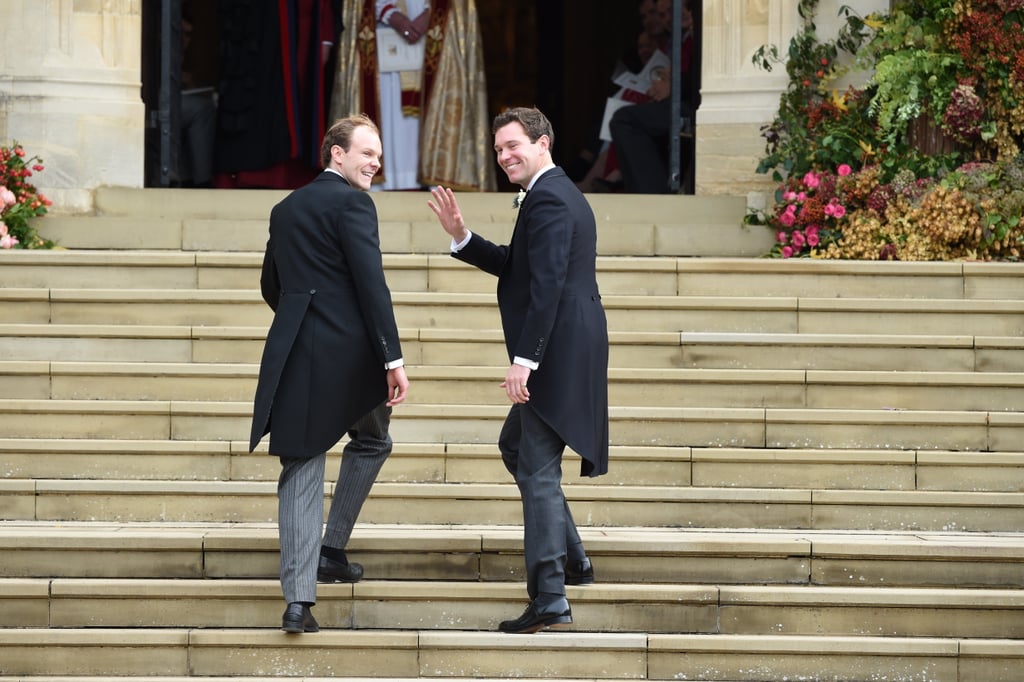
[385,358,404,370]
[513,356,539,370]
[451,231,473,252]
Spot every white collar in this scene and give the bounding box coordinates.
[525,164,556,191]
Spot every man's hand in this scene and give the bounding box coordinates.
[411,9,431,38]
[386,366,409,406]
[388,11,422,43]
[428,186,469,243]
[501,364,531,404]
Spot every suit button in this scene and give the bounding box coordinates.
[309,289,316,294]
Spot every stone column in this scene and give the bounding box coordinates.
[0,0,144,213]
[696,0,885,198]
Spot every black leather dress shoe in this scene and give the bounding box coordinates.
[317,555,364,583]
[282,602,319,633]
[498,597,572,634]
[565,557,594,586]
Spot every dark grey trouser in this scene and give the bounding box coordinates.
[500,403,586,601]
[277,402,392,604]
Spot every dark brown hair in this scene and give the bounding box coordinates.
[492,107,555,151]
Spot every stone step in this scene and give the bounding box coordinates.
[6,251,1024,299]
[679,332,1024,372]
[0,438,694,488]
[5,577,1023,638]
[0,251,677,296]
[0,398,1018,451]
[6,287,1024,335]
[7,361,1024,411]
[3,477,1022,531]
[42,188,767,257]
[0,675,626,679]
[0,323,674,366]
[0,627,1017,680]
[9,323,1024,372]
[3,438,1022,493]
[0,675,630,679]
[2,522,1022,588]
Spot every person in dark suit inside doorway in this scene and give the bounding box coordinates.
[609,0,698,194]
[249,114,409,634]
[428,107,610,634]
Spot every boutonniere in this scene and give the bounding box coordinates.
[512,188,527,209]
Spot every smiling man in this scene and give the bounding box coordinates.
[428,107,610,633]
[250,114,409,634]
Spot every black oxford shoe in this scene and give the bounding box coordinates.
[498,597,572,634]
[282,602,319,633]
[565,557,594,586]
[317,555,364,583]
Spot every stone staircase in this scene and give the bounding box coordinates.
[0,188,1022,681]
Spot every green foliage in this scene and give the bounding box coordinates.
[857,2,963,145]
[752,2,877,180]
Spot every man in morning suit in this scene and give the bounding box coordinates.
[249,114,409,634]
[428,106,610,633]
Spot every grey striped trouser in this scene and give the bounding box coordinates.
[276,401,392,604]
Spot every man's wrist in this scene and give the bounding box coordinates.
[451,230,472,252]
[379,3,397,23]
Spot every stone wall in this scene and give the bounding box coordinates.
[0,1,144,213]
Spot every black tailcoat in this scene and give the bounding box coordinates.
[454,167,610,476]
[249,171,402,456]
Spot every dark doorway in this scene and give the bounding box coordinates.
[141,0,700,192]
[497,0,701,194]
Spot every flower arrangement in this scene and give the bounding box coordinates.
[766,165,852,258]
[946,0,1024,158]
[749,0,1024,260]
[771,158,1024,260]
[0,142,54,249]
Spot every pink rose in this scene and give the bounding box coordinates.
[0,222,17,249]
[0,187,15,206]
[837,164,852,176]
[779,210,796,227]
[782,191,797,201]
[803,171,820,189]
[781,245,794,258]
[824,200,846,219]
[805,224,820,237]
[777,231,788,243]
[806,231,820,247]
[791,231,806,248]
